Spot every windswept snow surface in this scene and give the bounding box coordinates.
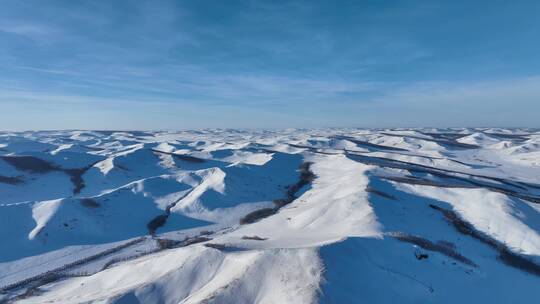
[1,128,539,303]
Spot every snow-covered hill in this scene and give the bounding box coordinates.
[1,128,539,303]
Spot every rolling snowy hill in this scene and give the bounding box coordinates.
[1,128,539,303]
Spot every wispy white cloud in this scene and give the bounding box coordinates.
[0,22,61,44]
[377,76,540,108]
[0,68,378,107]
[13,66,79,76]
[0,23,52,36]
[0,0,539,129]
[345,76,540,127]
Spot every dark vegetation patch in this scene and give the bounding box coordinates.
[65,168,88,194]
[348,153,505,187]
[145,189,197,236]
[415,252,429,260]
[242,235,268,241]
[0,238,145,295]
[3,232,218,299]
[151,149,205,163]
[0,175,23,185]
[239,208,277,225]
[381,176,474,188]
[429,204,540,276]
[80,198,100,208]
[273,198,289,208]
[347,153,540,204]
[285,162,315,199]
[332,135,409,151]
[1,156,97,194]
[498,250,540,276]
[287,144,341,155]
[156,238,181,250]
[105,235,215,271]
[63,161,100,194]
[447,158,494,169]
[381,132,480,149]
[366,186,397,200]
[483,132,530,142]
[204,243,229,250]
[517,181,540,190]
[421,132,468,141]
[2,274,60,302]
[147,215,169,235]
[1,156,58,173]
[239,162,314,225]
[65,163,99,194]
[173,154,205,163]
[155,235,212,250]
[437,240,456,249]
[183,236,212,246]
[392,232,476,267]
[204,243,247,252]
[351,140,409,152]
[7,285,44,301]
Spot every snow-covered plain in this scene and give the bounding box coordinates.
[0,128,539,303]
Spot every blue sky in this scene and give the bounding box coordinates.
[1,0,539,130]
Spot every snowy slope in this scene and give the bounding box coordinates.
[0,129,539,303]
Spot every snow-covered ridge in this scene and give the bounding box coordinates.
[0,128,539,303]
